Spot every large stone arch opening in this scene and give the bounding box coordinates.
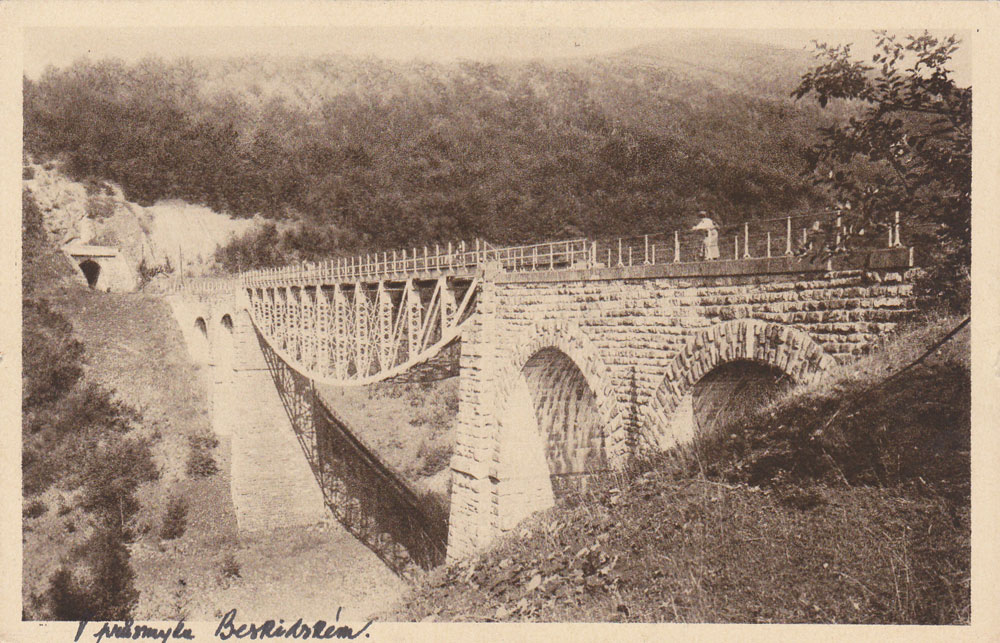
[491,324,623,531]
[643,319,836,450]
[664,360,793,445]
[78,259,101,289]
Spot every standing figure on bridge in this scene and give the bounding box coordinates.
[692,212,720,260]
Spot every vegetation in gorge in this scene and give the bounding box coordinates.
[23,38,843,270]
[22,190,157,620]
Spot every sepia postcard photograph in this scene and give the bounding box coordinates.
[2,1,998,641]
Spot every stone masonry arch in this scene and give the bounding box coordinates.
[192,316,210,363]
[490,321,627,471]
[213,313,236,371]
[641,319,837,451]
[484,321,627,531]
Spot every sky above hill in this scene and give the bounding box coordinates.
[24,26,971,86]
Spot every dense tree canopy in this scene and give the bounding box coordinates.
[24,43,840,269]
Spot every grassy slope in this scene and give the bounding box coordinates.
[389,317,970,624]
[315,380,458,497]
[43,288,239,618]
[26,279,405,619]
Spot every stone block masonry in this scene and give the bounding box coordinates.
[227,366,329,532]
[165,294,328,534]
[446,249,915,560]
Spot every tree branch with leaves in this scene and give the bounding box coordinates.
[793,31,971,311]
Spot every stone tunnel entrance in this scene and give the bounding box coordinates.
[667,360,792,444]
[79,259,101,289]
[496,347,606,530]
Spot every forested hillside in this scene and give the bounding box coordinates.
[23,36,847,270]
[22,190,157,619]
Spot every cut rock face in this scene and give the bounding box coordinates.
[24,160,260,286]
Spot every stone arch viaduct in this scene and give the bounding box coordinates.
[168,232,915,564]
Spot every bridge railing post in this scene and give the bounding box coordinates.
[786,216,793,255]
[674,230,680,263]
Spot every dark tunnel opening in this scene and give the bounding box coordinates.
[78,259,101,289]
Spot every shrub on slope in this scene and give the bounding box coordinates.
[393,316,969,624]
[21,186,76,296]
[22,190,157,620]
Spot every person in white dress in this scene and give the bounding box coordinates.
[692,212,719,260]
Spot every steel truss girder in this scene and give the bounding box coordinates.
[247,275,477,387]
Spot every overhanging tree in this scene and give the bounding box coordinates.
[793,31,971,311]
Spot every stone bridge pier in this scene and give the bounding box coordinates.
[166,291,328,533]
[446,250,914,560]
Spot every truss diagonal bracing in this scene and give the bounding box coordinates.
[247,276,477,387]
